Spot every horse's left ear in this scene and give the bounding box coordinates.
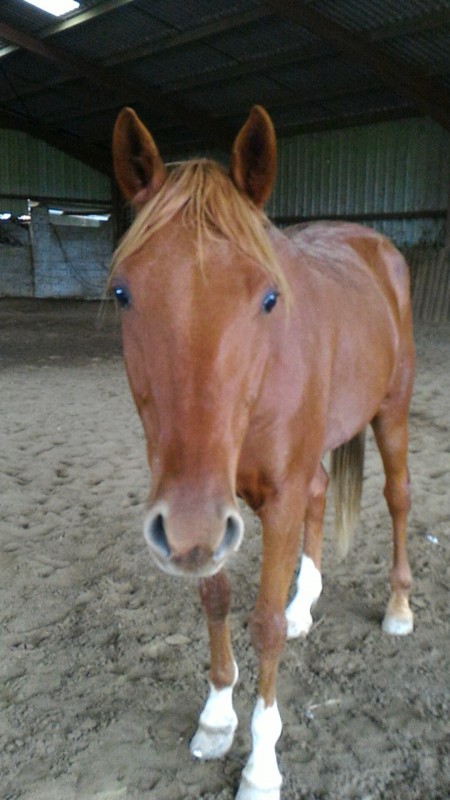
[112,107,167,209]
[230,105,276,208]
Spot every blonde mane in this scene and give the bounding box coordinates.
[110,159,290,300]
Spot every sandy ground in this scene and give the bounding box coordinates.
[0,299,449,800]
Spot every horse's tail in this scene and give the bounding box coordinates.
[330,429,366,559]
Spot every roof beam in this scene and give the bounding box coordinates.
[264,0,450,130]
[163,6,450,96]
[0,20,234,150]
[0,7,273,141]
[0,0,133,59]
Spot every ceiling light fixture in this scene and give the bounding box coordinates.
[22,0,80,17]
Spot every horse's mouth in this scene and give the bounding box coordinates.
[147,547,230,579]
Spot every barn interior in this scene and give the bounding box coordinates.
[1,5,449,800]
[0,0,449,319]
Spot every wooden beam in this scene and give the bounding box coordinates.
[0,21,233,150]
[0,42,333,130]
[161,8,450,95]
[44,46,335,124]
[0,0,133,59]
[264,1,450,130]
[0,7,273,120]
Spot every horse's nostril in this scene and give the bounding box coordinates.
[147,512,171,559]
[214,512,244,562]
[225,513,242,549]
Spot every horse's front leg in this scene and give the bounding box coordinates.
[286,464,327,638]
[237,495,307,800]
[190,570,238,760]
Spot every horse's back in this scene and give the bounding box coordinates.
[284,221,412,326]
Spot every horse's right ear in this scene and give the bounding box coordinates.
[112,108,167,209]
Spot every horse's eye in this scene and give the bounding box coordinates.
[262,290,279,314]
[113,285,131,309]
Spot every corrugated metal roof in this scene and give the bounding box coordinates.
[186,74,285,116]
[387,26,450,71]
[314,0,450,33]
[55,6,173,61]
[129,44,234,87]
[212,15,321,59]
[132,0,262,31]
[1,0,450,162]
[269,58,373,95]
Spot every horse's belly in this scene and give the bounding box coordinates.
[324,354,395,451]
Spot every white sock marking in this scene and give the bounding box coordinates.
[190,662,238,760]
[198,679,237,730]
[236,698,282,799]
[286,554,322,638]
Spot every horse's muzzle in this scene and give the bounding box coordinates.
[143,503,244,577]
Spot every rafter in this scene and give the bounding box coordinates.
[161,11,450,96]
[264,0,450,130]
[42,44,334,124]
[0,6,273,143]
[0,19,234,151]
[0,0,133,60]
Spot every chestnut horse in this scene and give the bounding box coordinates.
[110,105,414,800]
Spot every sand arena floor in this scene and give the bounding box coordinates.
[0,299,449,800]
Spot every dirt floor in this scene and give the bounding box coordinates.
[1,299,449,800]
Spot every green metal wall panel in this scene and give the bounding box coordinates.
[268,118,450,246]
[0,128,111,208]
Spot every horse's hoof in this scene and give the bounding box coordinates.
[236,775,281,800]
[382,594,414,635]
[190,720,237,760]
[382,612,414,635]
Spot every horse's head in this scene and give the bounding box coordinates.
[111,106,285,578]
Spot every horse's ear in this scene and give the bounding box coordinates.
[112,107,167,208]
[230,105,276,208]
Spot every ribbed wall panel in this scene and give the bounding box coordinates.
[268,118,450,246]
[0,129,111,211]
[407,246,450,323]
